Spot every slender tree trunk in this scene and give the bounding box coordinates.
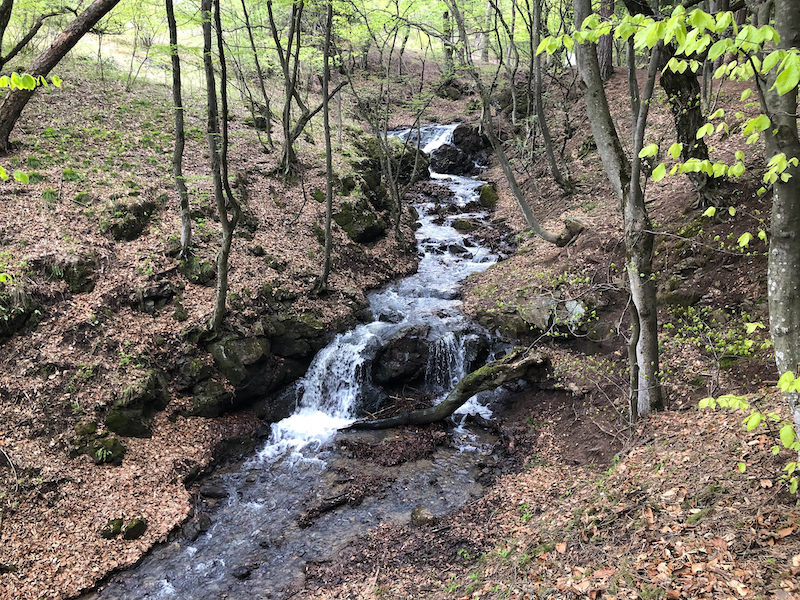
[318,1,334,292]
[447,0,581,246]
[443,10,454,80]
[0,0,123,150]
[759,0,800,443]
[240,0,274,150]
[481,0,491,61]
[532,0,568,188]
[203,0,239,333]
[626,44,664,416]
[574,0,662,418]
[166,0,191,258]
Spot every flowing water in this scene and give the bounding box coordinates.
[88,125,509,600]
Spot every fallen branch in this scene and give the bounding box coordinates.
[345,348,550,430]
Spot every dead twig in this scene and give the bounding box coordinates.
[0,447,19,492]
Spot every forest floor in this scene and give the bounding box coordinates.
[0,50,798,600]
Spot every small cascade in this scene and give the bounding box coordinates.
[91,123,509,600]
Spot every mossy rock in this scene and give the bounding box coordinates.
[100,198,158,241]
[101,518,124,539]
[105,370,170,438]
[179,256,216,286]
[478,182,499,209]
[70,423,126,466]
[122,517,147,540]
[208,336,270,386]
[267,312,327,359]
[333,198,387,243]
[452,218,479,233]
[182,378,233,418]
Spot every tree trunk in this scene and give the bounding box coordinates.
[446,0,582,246]
[203,0,239,333]
[346,348,550,429]
[532,0,568,188]
[443,10,454,80]
[317,0,333,293]
[574,0,663,418]
[166,0,191,259]
[597,0,614,80]
[0,0,123,150]
[240,0,274,150]
[760,0,800,444]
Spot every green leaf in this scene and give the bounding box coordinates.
[730,162,746,177]
[745,321,764,334]
[758,229,767,241]
[20,74,36,90]
[563,35,575,52]
[651,163,667,181]
[728,206,736,216]
[738,232,753,247]
[761,50,783,74]
[787,461,798,475]
[778,371,796,392]
[790,477,798,494]
[699,397,716,409]
[51,75,62,87]
[708,38,729,61]
[702,206,717,218]
[757,186,767,195]
[780,424,796,449]
[738,462,747,473]
[754,114,771,131]
[696,123,714,139]
[745,412,762,431]
[740,88,753,101]
[12,170,28,184]
[638,143,659,158]
[668,142,683,160]
[773,445,781,455]
[774,57,800,95]
[0,166,7,181]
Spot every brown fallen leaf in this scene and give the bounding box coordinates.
[778,526,796,539]
[556,541,567,554]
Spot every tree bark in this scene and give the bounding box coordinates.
[166,0,191,258]
[574,0,663,418]
[317,0,333,293]
[203,0,239,333]
[240,0,274,150]
[346,348,550,429]
[597,0,614,80]
[0,0,123,150]
[759,0,800,442]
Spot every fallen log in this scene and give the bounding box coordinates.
[345,347,550,430]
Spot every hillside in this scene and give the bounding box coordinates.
[0,51,797,600]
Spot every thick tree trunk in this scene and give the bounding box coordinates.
[760,0,800,442]
[166,0,191,258]
[597,0,614,81]
[0,0,122,150]
[346,348,550,429]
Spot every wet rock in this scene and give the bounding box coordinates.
[208,336,271,387]
[197,513,212,531]
[105,370,170,437]
[430,144,475,176]
[452,218,479,232]
[410,504,435,527]
[122,517,147,540]
[183,378,232,418]
[232,566,252,580]
[448,244,469,255]
[268,313,327,360]
[178,256,216,286]
[101,518,124,539]
[452,123,490,156]
[200,484,229,499]
[372,324,430,386]
[182,520,202,542]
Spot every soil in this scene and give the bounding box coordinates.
[1,47,798,600]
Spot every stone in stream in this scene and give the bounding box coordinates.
[231,566,252,580]
[199,484,229,499]
[411,504,435,527]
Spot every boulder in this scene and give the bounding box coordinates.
[411,504,435,527]
[105,370,170,437]
[70,423,127,466]
[452,123,490,156]
[268,313,327,360]
[183,378,233,418]
[430,144,475,176]
[478,182,499,209]
[333,198,387,243]
[372,324,430,386]
[208,336,271,387]
[122,517,147,540]
[101,518,124,539]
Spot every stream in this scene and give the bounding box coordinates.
[88,124,512,600]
